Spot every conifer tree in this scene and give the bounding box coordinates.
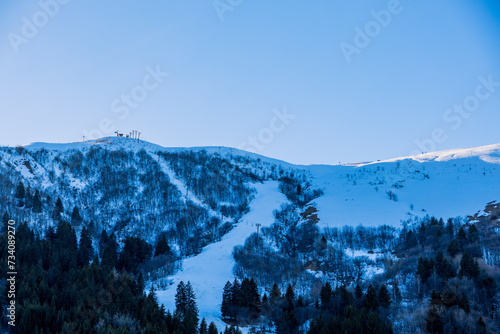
[363,285,379,310]
[175,281,187,317]
[468,224,479,243]
[339,285,352,307]
[185,281,199,328]
[285,284,295,304]
[56,220,77,252]
[32,189,42,213]
[199,318,208,334]
[136,272,145,293]
[175,281,199,334]
[393,282,402,306]
[118,236,153,273]
[24,186,33,208]
[99,230,109,257]
[155,234,171,257]
[458,292,470,314]
[320,282,332,308]
[417,257,433,283]
[231,278,243,318]
[249,278,261,314]
[262,293,268,304]
[459,252,480,278]
[270,283,281,302]
[277,283,299,333]
[55,221,78,271]
[477,316,486,334]
[77,226,94,267]
[46,225,56,241]
[71,206,83,226]
[447,239,459,257]
[15,181,25,207]
[426,306,443,334]
[405,229,418,249]
[208,322,218,334]
[441,258,455,279]
[446,218,454,236]
[317,235,327,255]
[378,284,391,309]
[221,281,233,320]
[457,226,467,249]
[53,198,64,221]
[101,233,118,267]
[279,306,299,334]
[354,284,363,309]
[457,226,467,241]
[446,218,455,237]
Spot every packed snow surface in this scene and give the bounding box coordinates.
[156,181,288,331]
[306,147,500,228]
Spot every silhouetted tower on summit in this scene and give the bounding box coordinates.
[128,130,141,141]
[115,130,141,140]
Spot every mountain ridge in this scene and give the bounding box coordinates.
[20,136,500,167]
[4,136,498,231]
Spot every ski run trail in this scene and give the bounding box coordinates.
[156,181,288,332]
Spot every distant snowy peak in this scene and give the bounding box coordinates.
[24,137,164,152]
[363,143,500,166]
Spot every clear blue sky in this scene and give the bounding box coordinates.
[1,0,499,165]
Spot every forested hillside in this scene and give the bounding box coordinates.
[0,138,306,255]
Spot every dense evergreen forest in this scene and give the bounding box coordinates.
[1,209,498,333]
[0,217,239,333]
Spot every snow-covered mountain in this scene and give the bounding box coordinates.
[0,137,300,249]
[1,137,499,236]
[308,143,500,229]
[2,137,500,331]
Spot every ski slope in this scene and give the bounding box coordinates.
[148,152,231,224]
[156,181,288,331]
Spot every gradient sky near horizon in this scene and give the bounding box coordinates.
[1,0,499,165]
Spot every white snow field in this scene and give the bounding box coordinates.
[156,181,289,331]
[306,145,500,228]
